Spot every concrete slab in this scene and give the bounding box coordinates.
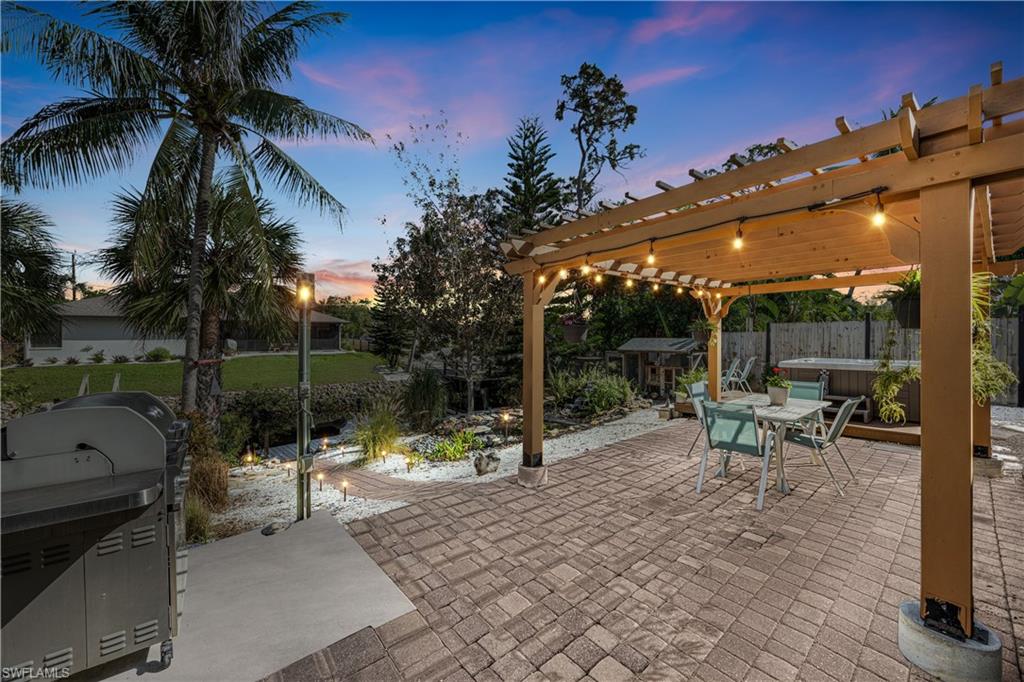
[100,513,413,682]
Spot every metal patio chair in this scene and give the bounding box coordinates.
[727,357,756,393]
[696,401,776,511]
[684,380,711,458]
[789,379,827,437]
[784,396,862,496]
[720,357,741,392]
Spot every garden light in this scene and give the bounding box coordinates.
[297,285,311,302]
[342,480,348,501]
[405,456,412,473]
[317,471,324,491]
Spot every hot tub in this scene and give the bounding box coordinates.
[777,357,921,423]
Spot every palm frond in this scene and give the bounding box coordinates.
[2,1,171,95]
[0,201,66,336]
[252,138,346,226]
[3,95,165,189]
[238,88,371,143]
[241,2,348,85]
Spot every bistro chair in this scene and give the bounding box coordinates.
[789,379,827,436]
[696,401,776,511]
[784,396,863,496]
[720,358,741,392]
[727,357,756,393]
[684,381,711,458]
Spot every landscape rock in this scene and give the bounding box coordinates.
[473,452,500,475]
[261,520,292,536]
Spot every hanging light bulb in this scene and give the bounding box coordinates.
[559,268,569,280]
[652,282,660,292]
[581,256,592,276]
[715,292,722,299]
[871,194,886,227]
[646,241,656,265]
[538,273,547,284]
[733,224,744,250]
[625,278,635,289]
[675,286,683,295]
[594,273,603,283]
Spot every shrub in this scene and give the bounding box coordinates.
[354,396,402,462]
[64,356,80,365]
[145,346,173,362]
[3,381,39,417]
[402,368,447,430]
[229,386,294,454]
[44,356,58,364]
[112,354,130,364]
[184,413,229,510]
[185,495,211,544]
[548,368,634,416]
[427,429,484,462]
[676,367,707,394]
[89,349,106,364]
[217,413,250,466]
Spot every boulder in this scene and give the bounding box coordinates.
[261,520,292,536]
[473,452,500,476]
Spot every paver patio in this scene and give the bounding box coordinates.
[266,418,1022,681]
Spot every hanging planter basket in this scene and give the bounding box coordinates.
[691,329,710,345]
[893,297,920,329]
[562,323,588,344]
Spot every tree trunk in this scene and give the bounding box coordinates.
[465,351,474,414]
[180,131,218,413]
[196,302,222,431]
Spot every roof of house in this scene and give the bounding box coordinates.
[616,337,699,353]
[57,295,345,324]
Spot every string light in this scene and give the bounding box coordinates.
[558,268,569,280]
[871,193,886,227]
[715,292,722,299]
[675,286,683,295]
[733,223,744,250]
[646,241,656,265]
[538,273,547,284]
[652,282,660,292]
[581,255,592,276]
[625,278,635,289]
[594,273,603,283]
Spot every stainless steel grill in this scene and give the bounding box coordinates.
[1,392,190,678]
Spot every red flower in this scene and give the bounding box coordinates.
[772,367,780,374]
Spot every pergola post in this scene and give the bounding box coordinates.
[519,273,552,487]
[706,315,723,400]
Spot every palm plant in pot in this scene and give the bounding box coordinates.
[882,270,921,329]
[765,367,792,406]
[675,366,708,404]
[689,318,716,345]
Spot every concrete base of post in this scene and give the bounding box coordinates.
[897,601,1002,682]
[517,465,548,488]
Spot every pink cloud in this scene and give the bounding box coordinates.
[312,259,377,300]
[626,65,704,93]
[629,3,747,45]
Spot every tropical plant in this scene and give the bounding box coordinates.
[145,347,173,362]
[402,368,447,431]
[548,367,634,415]
[112,354,130,364]
[99,182,302,419]
[689,318,716,343]
[555,63,643,214]
[217,412,251,466]
[676,367,708,393]
[44,356,58,364]
[3,1,370,413]
[972,337,1017,404]
[354,397,402,463]
[0,201,65,338]
[2,381,39,417]
[64,356,80,365]
[872,328,920,424]
[501,116,562,235]
[89,349,106,364]
[427,429,483,463]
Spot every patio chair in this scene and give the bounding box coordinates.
[683,381,711,458]
[784,396,862,496]
[789,379,826,437]
[720,357,741,391]
[696,401,776,511]
[727,357,756,393]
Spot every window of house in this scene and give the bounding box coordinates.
[30,318,63,348]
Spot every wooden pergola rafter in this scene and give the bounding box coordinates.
[505,62,1024,650]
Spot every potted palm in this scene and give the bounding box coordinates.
[675,367,708,404]
[561,313,588,343]
[765,367,792,406]
[883,270,921,329]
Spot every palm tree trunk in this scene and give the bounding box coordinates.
[197,302,222,430]
[180,132,217,413]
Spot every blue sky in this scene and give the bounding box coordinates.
[3,1,1022,299]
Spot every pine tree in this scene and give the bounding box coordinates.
[501,117,562,236]
[369,278,409,368]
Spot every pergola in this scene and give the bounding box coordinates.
[502,62,1023,667]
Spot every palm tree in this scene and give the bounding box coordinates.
[0,201,66,340]
[2,1,369,412]
[99,180,303,418]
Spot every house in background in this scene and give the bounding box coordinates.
[615,337,702,397]
[25,296,344,362]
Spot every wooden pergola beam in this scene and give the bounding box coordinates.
[975,186,996,264]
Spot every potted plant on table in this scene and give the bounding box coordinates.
[675,367,708,404]
[882,270,921,329]
[765,367,792,406]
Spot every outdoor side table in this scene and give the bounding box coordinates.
[726,394,831,494]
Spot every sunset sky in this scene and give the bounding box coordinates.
[3,2,1022,300]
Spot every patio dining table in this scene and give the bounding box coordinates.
[725,394,831,495]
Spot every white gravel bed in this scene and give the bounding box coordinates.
[210,466,406,538]
[992,405,1024,429]
[365,408,673,484]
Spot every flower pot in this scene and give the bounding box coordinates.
[562,323,588,343]
[893,297,920,329]
[767,386,790,406]
[691,329,709,345]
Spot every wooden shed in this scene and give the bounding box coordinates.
[615,337,700,396]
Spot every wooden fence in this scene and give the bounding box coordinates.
[722,316,1021,406]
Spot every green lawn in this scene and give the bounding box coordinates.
[4,352,383,402]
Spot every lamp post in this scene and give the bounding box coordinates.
[296,272,315,521]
